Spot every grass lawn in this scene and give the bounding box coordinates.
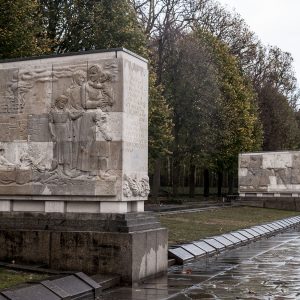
[0,268,48,290]
[160,206,300,245]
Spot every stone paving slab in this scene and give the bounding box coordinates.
[287,218,298,224]
[192,241,216,255]
[243,228,261,238]
[272,221,285,229]
[252,226,269,235]
[230,231,249,242]
[282,219,293,225]
[211,236,234,247]
[202,239,225,251]
[268,223,282,230]
[262,224,278,231]
[168,248,195,264]
[277,220,291,227]
[249,226,265,235]
[265,224,279,233]
[180,244,206,258]
[221,233,242,244]
[235,230,255,240]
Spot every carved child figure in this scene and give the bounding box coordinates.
[83,109,115,180]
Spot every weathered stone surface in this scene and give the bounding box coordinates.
[0,49,149,213]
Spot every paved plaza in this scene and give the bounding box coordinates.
[103,228,300,299]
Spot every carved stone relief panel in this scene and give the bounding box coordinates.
[0,50,148,201]
[239,152,300,194]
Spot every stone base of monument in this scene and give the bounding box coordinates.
[0,212,168,284]
[238,195,300,211]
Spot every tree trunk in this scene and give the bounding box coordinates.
[152,158,161,203]
[189,163,196,198]
[203,169,210,197]
[172,157,180,198]
[217,171,223,197]
[228,170,234,194]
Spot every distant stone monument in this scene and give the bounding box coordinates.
[0,49,167,283]
[239,151,300,210]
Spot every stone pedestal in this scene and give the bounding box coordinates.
[0,49,168,282]
[0,212,168,283]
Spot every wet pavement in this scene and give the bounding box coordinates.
[102,228,300,299]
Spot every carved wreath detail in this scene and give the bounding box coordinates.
[123,175,150,197]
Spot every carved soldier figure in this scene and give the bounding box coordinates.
[49,95,82,177]
[66,70,86,169]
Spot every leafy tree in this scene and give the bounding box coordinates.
[162,32,220,197]
[39,0,147,55]
[148,71,173,200]
[0,0,49,59]
[259,84,299,151]
[200,32,262,193]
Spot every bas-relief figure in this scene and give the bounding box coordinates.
[239,152,300,193]
[0,63,118,191]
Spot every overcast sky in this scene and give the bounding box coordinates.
[217,0,300,85]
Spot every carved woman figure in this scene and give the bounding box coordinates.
[82,64,113,111]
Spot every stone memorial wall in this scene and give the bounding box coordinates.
[0,49,149,213]
[239,151,300,197]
